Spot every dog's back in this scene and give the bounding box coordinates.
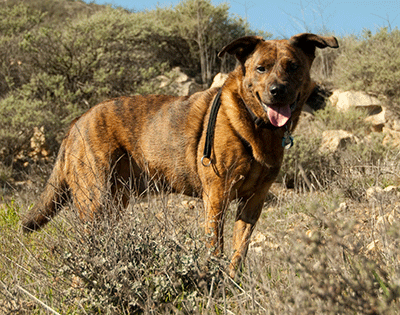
[22,91,216,231]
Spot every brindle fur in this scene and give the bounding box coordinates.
[22,33,338,278]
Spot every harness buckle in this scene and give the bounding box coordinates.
[201,155,212,167]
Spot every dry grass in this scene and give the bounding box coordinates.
[2,101,400,313]
[1,150,400,314]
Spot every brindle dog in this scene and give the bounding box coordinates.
[22,33,338,277]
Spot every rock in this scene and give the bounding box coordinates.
[366,185,399,199]
[376,209,397,228]
[365,106,386,132]
[366,240,380,252]
[366,186,384,199]
[393,119,400,131]
[335,90,382,113]
[210,73,228,89]
[174,70,190,83]
[319,130,357,153]
[248,232,280,254]
[28,126,50,162]
[382,127,400,148]
[248,232,267,253]
[328,89,342,107]
[157,67,202,96]
[338,202,348,212]
[180,81,203,96]
[329,90,386,132]
[306,229,314,238]
[383,186,398,194]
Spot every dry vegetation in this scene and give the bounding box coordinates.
[1,0,400,314]
[2,154,400,314]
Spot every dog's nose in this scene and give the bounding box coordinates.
[269,84,287,98]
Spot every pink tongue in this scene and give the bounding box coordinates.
[267,104,291,127]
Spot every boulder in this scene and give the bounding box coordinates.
[29,126,50,162]
[329,90,386,131]
[210,73,228,89]
[328,89,342,107]
[333,90,382,113]
[319,130,357,153]
[157,67,202,96]
[382,127,400,148]
[365,106,386,132]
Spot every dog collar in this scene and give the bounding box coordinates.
[201,89,294,167]
[245,98,296,149]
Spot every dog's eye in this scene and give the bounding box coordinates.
[256,66,266,73]
[288,62,299,72]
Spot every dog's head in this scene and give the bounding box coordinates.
[219,33,338,128]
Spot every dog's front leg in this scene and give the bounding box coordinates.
[229,197,264,278]
[202,190,228,256]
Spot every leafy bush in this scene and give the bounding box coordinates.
[280,104,396,195]
[0,0,259,169]
[314,102,371,135]
[20,7,171,104]
[280,132,330,190]
[0,3,44,96]
[333,28,400,110]
[59,207,220,313]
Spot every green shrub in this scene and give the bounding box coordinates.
[0,7,173,164]
[333,28,400,110]
[0,3,44,96]
[0,3,43,37]
[280,133,329,190]
[20,7,169,103]
[0,95,53,163]
[0,0,261,171]
[60,214,219,313]
[314,104,371,136]
[0,198,20,229]
[280,104,393,194]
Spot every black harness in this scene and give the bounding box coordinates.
[201,88,295,167]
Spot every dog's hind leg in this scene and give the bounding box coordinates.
[69,171,107,222]
[109,152,135,210]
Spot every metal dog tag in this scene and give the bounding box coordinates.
[282,131,294,149]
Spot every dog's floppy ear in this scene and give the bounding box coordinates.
[289,33,339,57]
[218,36,264,64]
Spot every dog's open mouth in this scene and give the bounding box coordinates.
[256,93,292,127]
[263,103,291,127]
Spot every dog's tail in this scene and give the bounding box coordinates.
[21,147,69,233]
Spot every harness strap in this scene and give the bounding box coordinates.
[201,88,223,166]
[201,89,296,167]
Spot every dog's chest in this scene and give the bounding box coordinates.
[235,160,281,197]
